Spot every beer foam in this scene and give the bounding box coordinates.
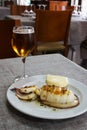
[13,26,34,34]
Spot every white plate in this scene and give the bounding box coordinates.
[7,75,87,119]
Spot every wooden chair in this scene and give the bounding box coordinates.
[10,4,36,15]
[0,19,21,59]
[49,1,68,11]
[34,9,73,57]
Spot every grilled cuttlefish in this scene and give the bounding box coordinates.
[40,85,79,108]
[14,85,40,101]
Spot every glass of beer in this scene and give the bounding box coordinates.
[11,26,35,81]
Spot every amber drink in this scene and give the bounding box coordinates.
[12,26,35,57]
[11,26,35,81]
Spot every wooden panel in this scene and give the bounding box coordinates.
[49,1,68,11]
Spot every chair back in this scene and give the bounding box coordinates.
[35,9,73,56]
[0,19,21,59]
[66,5,74,10]
[10,4,36,15]
[49,1,68,11]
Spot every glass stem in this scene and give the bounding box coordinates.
[22,57,26,78]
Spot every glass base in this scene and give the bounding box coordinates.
[14,75,28,82]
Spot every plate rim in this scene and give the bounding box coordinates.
[7,74,87,120]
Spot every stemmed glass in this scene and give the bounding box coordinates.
[11,26,35,82]
[42,4,47,10]
[24,6,29,14]
[38,4,42,9]
[29,4,34,14]
[77,5,81,15]
[23,0,31,15]
[73,5,78,14]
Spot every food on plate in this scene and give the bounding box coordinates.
[40,85,79,108]
[46,74,68,87]
[14,85,40,100]
[12,74,79,109]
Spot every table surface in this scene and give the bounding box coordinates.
[0,54,87,130]
[5,15,35,26]
[6,14,87,25]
